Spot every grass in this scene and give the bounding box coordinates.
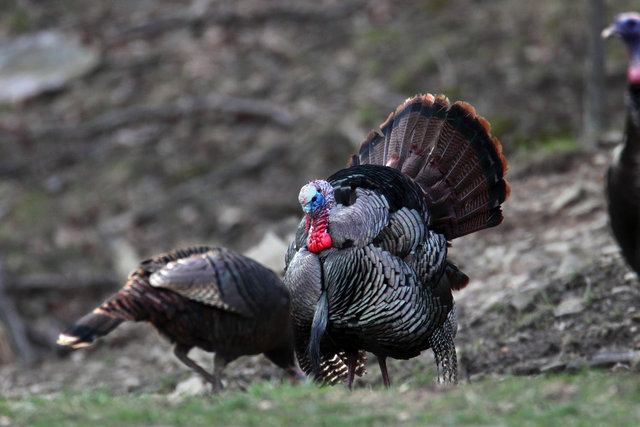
[515,135,580,158]
[2,370,640,426]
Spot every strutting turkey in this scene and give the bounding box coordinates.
[57,246,304,390]
[603,12,640,275]
[284,93,509,388]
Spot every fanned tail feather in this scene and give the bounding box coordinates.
[355,94,509,239]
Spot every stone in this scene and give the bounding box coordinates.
[168,375,209,401]
[550,183,583,213]
[244,230,288,274]
[554,296,584,317]
[0,31,99,103]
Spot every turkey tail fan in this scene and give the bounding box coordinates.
[355,94,510,240]
[356,94,450,171]
[57,312,123,348]
[423,100,510,239]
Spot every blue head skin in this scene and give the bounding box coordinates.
[298,180,335,215]
[603,12,640,84]
[298,184,326,214]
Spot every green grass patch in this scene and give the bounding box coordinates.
[2,371,640,426]
[357,26,403,48]
[536,136,580,155]
[515,134,580,157]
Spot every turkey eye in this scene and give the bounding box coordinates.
[624,19,638,30]
[311,196,317,202]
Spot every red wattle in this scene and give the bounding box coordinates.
[305,203,332,253]
[308,232,332,253]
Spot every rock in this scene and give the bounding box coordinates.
[554,249,590,280]
[611,285,630,295]
[550,183,583,213]
[168,375,209,401]
[187,347,211,368]
[244,230,288,274]
[508,276,546,311]
[624,271,637,283]
[554,296,584,317]
[541,381,579,400]
[509,287,538,312]
[598,131,623,148]
[0,31,100,103]
[124,375,142,391]
[257,400,274,410]
[566,199,601,217]
[217,206,245,231]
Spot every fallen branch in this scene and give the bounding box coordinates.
[511,351,640,375]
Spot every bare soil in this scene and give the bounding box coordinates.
[1,0,639,396]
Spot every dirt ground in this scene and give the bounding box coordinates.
[1,1,640,396]
[3,149,638,397]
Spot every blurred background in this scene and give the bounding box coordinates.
[0,0,637,394]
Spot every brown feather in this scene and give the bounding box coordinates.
[58,247,301,388]
[356,94,509,240]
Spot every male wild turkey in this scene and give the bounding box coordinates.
[603,12,640,275]
[284,94,509,388]
[58,246,303,390]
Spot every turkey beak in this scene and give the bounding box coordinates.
[298,193,312,214]
[602,25,616,39]
[298,185,316,214]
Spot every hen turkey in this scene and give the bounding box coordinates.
[284,94,509,388]
[603,12,640,275]
[58,246,303,390]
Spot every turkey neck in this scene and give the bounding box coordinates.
[628,42,640,85]
[621,84,640,164]
[306,205,332,253]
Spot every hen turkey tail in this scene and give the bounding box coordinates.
[57,312,123,348]
[56,257,176,348]
[56,278,149,348]
[352,94,510,240]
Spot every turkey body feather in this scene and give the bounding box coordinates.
[603,13,640,274]
[58,246,303,390]
[284,93,509,388]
